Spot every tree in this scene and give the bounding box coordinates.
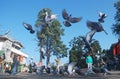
[35,8,67,65]
[91,40,102,54]
[112,1,120,38]
[69,36,101,68]
[69,36,85,67]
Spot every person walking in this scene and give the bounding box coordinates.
[55,57,60,74]
[11,55,20,75]
[113,38,120,70]
[113,38,120,59]
[85,53,95,75]
[29,57,34,73]
[99,58,111,76]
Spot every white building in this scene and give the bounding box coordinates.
[0,35,28,65]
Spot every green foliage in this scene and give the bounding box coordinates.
[112,1,120,38]
[35,8,51,27]
[69,36,85,67]
[69,36,102,68]
[35,8,67,64]
[91,40,101,54]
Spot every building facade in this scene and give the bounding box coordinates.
[0,35,28,66]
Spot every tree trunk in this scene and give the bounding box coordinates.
[46,52,50,66]
[40,46,43,64]
[39,39,44,65]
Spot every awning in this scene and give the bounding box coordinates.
[11,48,28,58]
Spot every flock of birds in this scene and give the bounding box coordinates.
[23,9,107,54]
[0,9,108,75]
[22,9,108,75]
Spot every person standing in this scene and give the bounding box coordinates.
[29,57,34,73]
[55,57,60,74]
[11,55,20,75]
[113,38,120,70]
[85,53,95,75]
[113,38,120,59]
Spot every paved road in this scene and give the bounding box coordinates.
[0,71,120,79]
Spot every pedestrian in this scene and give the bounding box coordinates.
[85,53,95,75]
[113,38,120,59]
[113,38,120,70]
[29,57,34,73]
[55,57,60,74]
[99,58,111,76]
[11,55,20,75]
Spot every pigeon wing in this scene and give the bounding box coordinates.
[95,22,103,32]
[62,9,69,20]
[86,20,98,30]
[98,12,107,23]
[51,14,57,20]
[99,12,107,18]
[69,17,82,23]
[68,62,77,74]
[30,29,35,34]
[98,12,103,17]
[96,23,108,35]
[23,22,32,30]
[86,30,96,43]
[4,29,10,35]
[23,22,35,34]
[82,37,93,52]
[63,21,71,27]
[45,12,51,23]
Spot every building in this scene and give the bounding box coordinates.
[0,35,28,65]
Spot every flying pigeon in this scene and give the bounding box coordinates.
[82,36,92,52]
[40,47,46,59]
[23,22,35,34]
[98,12,107,23]
[62,9,82,27]
[45,12,57,24]
[67,62,77,75]
[4,29,10,35]
[86,20,108,43]
[86,20,108,35]
[82,20,108,51]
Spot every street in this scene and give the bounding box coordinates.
[0,71,120,79]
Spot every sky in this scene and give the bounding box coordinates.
[0,0,118,65]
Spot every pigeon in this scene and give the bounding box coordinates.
[67,62,77,75]
[82,20,108,51]
[82,36,93,52]
[62,9,82,27]
[86,20,108,43]
[23,22,35,34]
[86,30,96,43]
[86,20,108,35]
[98,12,107,23]
[40,47,46,59]
[45,12,57,24]
[63,20,71,26]
[4,29,10,35]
